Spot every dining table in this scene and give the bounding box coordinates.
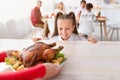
[0,39,120,80]
[43,17,55,33]
[97,16,108,41]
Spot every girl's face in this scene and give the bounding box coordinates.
[57,19,75,40]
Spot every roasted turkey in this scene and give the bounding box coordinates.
[19,42,64,67]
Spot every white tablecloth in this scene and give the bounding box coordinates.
[0,39,120,80]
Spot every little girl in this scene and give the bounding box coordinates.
[51,12,97,43]
[78,3,96,40]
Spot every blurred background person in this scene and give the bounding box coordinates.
[78,3,96,41]
[30,0,50,40]
[75,0,86,27]
[53,2,66,16]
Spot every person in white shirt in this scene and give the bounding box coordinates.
[50,12,97,43]
[78,3,96,40]
[75,0,86,25]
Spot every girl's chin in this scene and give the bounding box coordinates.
[61,37,69,40]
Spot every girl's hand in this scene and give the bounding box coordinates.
[32,38,42,42]
[88,37,97,44]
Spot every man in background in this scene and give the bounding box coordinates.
[30,0,50,40]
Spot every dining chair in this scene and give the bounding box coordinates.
[32,26,43,39]
[107,23,120,41]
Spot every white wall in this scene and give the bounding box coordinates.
[0,0,97,22]
[0,0,35,22]
[0,0,120,25]
[40,0,97,14]
[44,0,120,25]
[40,0,56,16]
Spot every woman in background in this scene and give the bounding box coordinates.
[54,2,66,16]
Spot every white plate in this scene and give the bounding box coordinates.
[0,62,13,72]
[60,61,66,67]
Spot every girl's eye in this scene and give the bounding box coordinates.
[65,28,69,30]
[59,28,63,30]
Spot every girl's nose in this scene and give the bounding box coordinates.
[62,29,66,34]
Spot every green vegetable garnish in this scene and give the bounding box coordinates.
[55,52,64,58]
[5,58,11,65]
[5,57,17,66]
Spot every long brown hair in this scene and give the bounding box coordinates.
[52,11,78,37]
